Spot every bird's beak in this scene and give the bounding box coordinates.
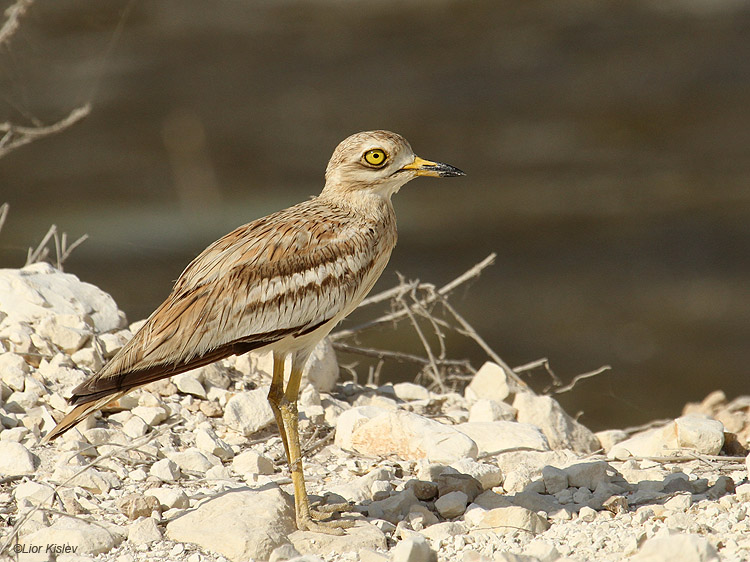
[401,156,465,177]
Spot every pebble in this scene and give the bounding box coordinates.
[223,386,275,436]
[435,490,469,518]
[128,516,163,545]
[390,535,433,562]
[232,449,275,475]
[464,361,511,403]
[150,458,182,481]
[0,440,38,475]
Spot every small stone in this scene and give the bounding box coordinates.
[481,506,550,536]
[468,398,517,423]
[629,533,719,562]
[224,387,274,436]
[393,382,431,401]
[675,415,725,455]
[168,447,217,472]
[707,475,734,500]
[132,405,168,426]
[269,543,301,562]
[167,485,294,561]
[664,493,692,511]
[564,461,614,490]
[122,415,149,438]
[455,421,549,457]
[150,458,182,482]
[174,372,207,398]
[367,488,419,523]
[23,515,124,555]
[14,481,56,507]
[117,494,162,520]
[595,429,628,453]
[232,450,275,475]
[128,516,163,545]
[578,505,597,522]
[145,487,190,510]
[195,427,234,460]
[0,440,38,475]
[513,392,599,453]
[450,459,503,490]
[542,465,568,495]
[436,472,483,502]
[391,535,433,562]
[465,361,511,403]
[200,401,224,417]
[206,465,232,480]
[407,504,440,530]
[406,479,439,501]
[435,490,468,518]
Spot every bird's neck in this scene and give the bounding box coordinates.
[318,187,397,226]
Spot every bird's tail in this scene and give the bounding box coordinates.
[42,393,125,444]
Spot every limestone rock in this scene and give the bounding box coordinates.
[454,421,549,457]
[390,534,433,562]
[480,506,550,536]
[145,487,190,510]
[629,533,720,562]
[128,516,163,545]
[117,494,161,520]
[290,521,387,557]
[168,448,218,472]
[223,386,274,436]
[150,458,181,482]
[166,485,295,562]
[132,405,168,426]
[393,382,431,401]
[343,409,478,463]
[23,516,125,556]
[465,361,511,404]
[450,459,503,490]
[14,481,56,508]
[232,450,275,476]
[174,372,207,398]
[468,398,517,423]
[542,465,568,495]
[675,415,724,455]
[435,490,468,518]
[0,441,38,476]
[513,392,599,453]
[195,427,234,460]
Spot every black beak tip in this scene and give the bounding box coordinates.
[439,164,466,177]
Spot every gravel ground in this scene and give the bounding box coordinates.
[0,263,749,562]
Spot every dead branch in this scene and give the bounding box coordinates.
[0,0,32,47]
[333,341,473,371]
[0,202,8,235]
[24,222,88,271]
[330,253,496,341]
[549,365,612,395]
[0,103,90,159]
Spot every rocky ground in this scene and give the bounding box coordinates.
[1,263,749,562]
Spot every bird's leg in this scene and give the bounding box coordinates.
[276,349,352,534]
[267,351,291,463]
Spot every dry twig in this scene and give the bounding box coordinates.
[0,104,91,159]
[0,0,33,46]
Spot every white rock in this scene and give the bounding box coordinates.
[595,429,628,453]
[206,465,232,480]
[334,406,386,450]
[128,517,163,545]
[468,398,517,422]
[166,485,294,562]
[97,331,131,358]
[50,465,119,493]
[223,386,274,436]
[393,382,431,402]
[174,372,207,398]
[344,409,478,463]
[23,516,125,555]
[435,490,468,518]
[122,415,149,438]
[578,505,597,522]
[564,461,615,490]
[132,405,168,426]
[145,487,190,510]
[454,421,549,456]
[0,441,38,475]
[71,346,105,371]
[675,415,724,455]
[5,390,39,412]
[150,458,182,482]
[232,450,275,475]
[513,392,599,453]
[289,521,387,557]
[629,533,720,562]
[391,535,433,562]
[465,361,511,403]
[195,427,234,460]
[37,314,93,353]
[481,505,550,536]
[0,352,30,391]
[14,481,56,507]
[450,459,503,490]
[168,448,218,472]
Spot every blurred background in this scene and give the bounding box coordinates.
[1,0,748,431]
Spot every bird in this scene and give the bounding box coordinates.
[44,130,464,533]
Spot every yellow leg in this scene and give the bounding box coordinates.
[274,349,351,534]
[267,351,291,462]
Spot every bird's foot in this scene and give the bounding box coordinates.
[297,499,355,534]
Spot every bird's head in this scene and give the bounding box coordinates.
[322,130,464,200]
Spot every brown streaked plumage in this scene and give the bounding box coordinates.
[44,130,464,533]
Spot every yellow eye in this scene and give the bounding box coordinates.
[364,149,387,167]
